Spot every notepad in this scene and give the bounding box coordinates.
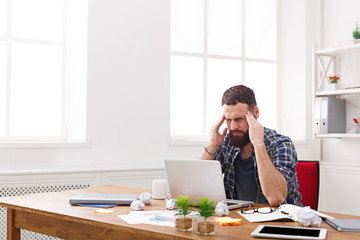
[238,204,334,223]
[325,219,360,232]
[216,217,242,226]
[94,208,116,214]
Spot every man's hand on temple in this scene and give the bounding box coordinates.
[202,115,227,159]
[245,111,264,147]
[208,115,227,149]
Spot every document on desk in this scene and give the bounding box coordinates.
[238,204,334,223]
[238,207,297,223]
[117,211,175,227]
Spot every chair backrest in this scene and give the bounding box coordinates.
[296,160,319,210]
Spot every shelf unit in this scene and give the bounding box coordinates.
[313,44,360,138]
[315,133,360,138]
[315,44,360,56]
[316,88,360,97]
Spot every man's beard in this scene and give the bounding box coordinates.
[229,130,250,148]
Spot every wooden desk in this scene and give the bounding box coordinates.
[0,185,359,240]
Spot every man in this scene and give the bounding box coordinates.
[201,85,302,206]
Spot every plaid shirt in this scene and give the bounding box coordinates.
[214,127,302,206]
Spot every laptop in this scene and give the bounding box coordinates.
[164,159,253,210]
[69,192,139,205]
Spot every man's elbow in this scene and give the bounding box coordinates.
[266,191,287,207]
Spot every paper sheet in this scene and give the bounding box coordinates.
[117,211,175,227]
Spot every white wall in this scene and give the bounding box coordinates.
[278,0,320,161]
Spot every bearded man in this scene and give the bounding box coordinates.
[201,85,302,207]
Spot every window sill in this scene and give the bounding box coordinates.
[0,141,92,149]
[169,138,307,146]
[169,138,208,146]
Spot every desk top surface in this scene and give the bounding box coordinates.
[0,184,359,240]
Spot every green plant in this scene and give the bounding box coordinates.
[329,75,340,83]
[353,22,360,39]
[175,195,191,216]
[195,197,216,220]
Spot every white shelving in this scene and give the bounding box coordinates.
[315,133,360,138]
[316,88,360,97]
[313,44,360,138]
[316,44,360,56]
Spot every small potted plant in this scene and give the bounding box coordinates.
[174,195,193,232]
[353,22,360,43]
[193,197,216,235]
[329,75,340,84]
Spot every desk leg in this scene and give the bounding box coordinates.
[7,208,20,240]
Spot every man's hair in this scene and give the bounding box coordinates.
[221,85,257,112]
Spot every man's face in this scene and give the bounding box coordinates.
[223,102,251,148]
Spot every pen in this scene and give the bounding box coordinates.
[353,118,358,124]
[281,211,294,218]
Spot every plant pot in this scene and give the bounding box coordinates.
[175,215,193,232]
[329,79,338,84]
[354,39,360,44]
[193,216,216,235]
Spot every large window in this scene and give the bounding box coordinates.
[170,0,277,142]
[0,0,87,143]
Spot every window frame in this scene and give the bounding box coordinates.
[0,0,88,146]
[170,0,279,145]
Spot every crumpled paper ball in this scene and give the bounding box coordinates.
[215,201,230,216]
[130,200,145,211]
[165,198,176,210]
[139,192,152,205]
[296,206,322,227]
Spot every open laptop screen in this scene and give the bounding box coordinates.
[164,159,252,209]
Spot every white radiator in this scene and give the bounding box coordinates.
[0,184,90,240]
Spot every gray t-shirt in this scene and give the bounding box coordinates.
[234,155,267,203]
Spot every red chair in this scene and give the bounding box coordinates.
[296,161,319,210]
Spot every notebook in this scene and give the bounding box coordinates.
[164,159,253,210]
[325,218,360,232]
[69,192,138,205]
[238,204,334,223]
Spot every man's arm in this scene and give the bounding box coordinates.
[245,111,287,206]
[201,115,227,160]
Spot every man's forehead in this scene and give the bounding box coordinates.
[223,103,249,114]
[223,110,247,120]
[224,112,246,119]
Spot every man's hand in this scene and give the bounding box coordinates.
[209,115,228,148]
[245,111,264,147]
[245,111,287,206]
[201,115,227,160]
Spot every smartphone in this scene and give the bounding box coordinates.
[251,225,327,240]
